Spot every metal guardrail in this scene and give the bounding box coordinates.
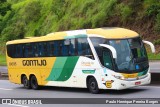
[0,72,8,78]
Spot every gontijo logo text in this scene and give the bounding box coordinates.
[22,60,47,66]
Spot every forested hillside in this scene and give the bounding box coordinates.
[0,0,160,54]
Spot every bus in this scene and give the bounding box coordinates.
[6,28,155,94]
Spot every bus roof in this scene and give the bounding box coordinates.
[6,27,139,45]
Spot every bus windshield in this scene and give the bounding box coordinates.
[90,37,149,73]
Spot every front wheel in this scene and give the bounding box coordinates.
[30,75,39,90]
[87,77,99,94]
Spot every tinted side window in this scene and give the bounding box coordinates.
[34,43,38,57]
[90,37,107,56]
[7,38,94,58]
[7,45,16,58]
[24,44,32,57]
[15,45,23,58]
[77,38,93,59]
[62,40,69,56]
[47,41,54,56]
[54,41,59,56]
[77,38,90,55]
[38,43,45,57]
[7,44,24,58]
[69,39,76,56]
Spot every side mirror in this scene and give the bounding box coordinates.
[99,44,117,59]
[142,40,155,53]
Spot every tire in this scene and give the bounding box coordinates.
[30,75,39,90]
[22,75,31,89]
[87,77,99,94]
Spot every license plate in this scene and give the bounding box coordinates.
[135,81,141,85]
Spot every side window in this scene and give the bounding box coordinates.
[69,39,76,56]
[43,42,47,56]
[62,40,69,56]
[17,45,23,58]
[7,39,95,58]
[7,44,23,58]
[77,38,93,59]
[24,44,28,57]
[90,37,107,56]
[38,43,45,57]
[77,38,84,55]
[59,41,63,56]
[47,41,54,56]
[24,43,33,57]
[34,43,38,57]
[54,41,59,56]
[7,44,17,58]
[7,45,10,57]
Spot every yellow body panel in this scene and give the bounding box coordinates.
[6,28,139,45]
[7,56,56,85]
[87,28,139,39]
[6,32,67,44]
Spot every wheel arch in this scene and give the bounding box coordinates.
[29,74,36,81]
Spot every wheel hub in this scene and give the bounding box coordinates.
[90,82,96,90]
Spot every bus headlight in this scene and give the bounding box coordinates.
[113,75,125,80]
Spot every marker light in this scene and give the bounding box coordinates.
[113,75,125,80]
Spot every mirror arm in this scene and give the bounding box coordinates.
[142,40,155,53]
[99,44,117,59]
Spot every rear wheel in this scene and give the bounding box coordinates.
[22,75,30,89]
[30,75,39,90]
[87,77,99,94]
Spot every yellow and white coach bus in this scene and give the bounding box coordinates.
[6,28,155,94]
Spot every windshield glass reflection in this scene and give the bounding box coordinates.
[90,37,149,73]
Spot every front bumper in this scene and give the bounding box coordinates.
[100,73,151,90]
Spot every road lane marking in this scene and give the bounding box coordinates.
[8,104,29,107]
[0,88,13,91]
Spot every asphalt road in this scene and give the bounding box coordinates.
[0,61,160,73]
[0,80,160,107]
[1,80,160,98]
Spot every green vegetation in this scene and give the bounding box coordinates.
[1,0,160,40]
[0,55,6,66]
[0,0,160,63]
[0,41,6,65]
[0,0,11,16]
[148,53,160,60]
[154,39,160,45]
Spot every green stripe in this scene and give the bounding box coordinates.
[56,56,79,81]
[46,56,79,81]
[64,34,87,39]
[46,57,67,81]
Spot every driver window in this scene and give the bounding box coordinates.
[102,49,113,70]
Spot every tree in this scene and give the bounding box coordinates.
[0,0,11,16]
